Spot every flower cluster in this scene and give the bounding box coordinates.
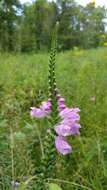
[31,100,51,118]
[55,95,81,155]
[30,94,81,155]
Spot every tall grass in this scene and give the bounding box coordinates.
[0,48,107,189]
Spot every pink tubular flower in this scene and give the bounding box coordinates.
[40,101,51,113]
[54,101,81,155]
[55,136,72,155]
[69,123,81,135]
[55,122,81,137]
[59,107,80,121]
[30,100,51,118]
[30,93,81,155]
[55,124,72,137]
[30,107,47,118]
[57,95,66,112]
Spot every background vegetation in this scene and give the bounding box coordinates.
[0,0,107,189]
[0,48,107,189]
[0,0,107,52]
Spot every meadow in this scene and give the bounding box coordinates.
[0,47,107,190]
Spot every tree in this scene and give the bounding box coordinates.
[78,3,106,48]
[19,4,37,52]
[0,0,106,52]
[57,0,79,50]
[33,0,58,50]
[0,0,21,51]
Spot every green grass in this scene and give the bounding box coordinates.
[0,48,107,189]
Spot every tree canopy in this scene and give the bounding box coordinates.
[0,0,107,52]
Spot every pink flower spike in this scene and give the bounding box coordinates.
[55,136,72,155]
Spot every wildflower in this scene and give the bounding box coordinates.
[30,107,46,118]
[30,100,51,118]
[54,101,81,154]
[55,136,72,155]
[55,123,72,136]
[40,101,51,112]
[57,96,66,112]
[55,122,81,137]
[30,93,81,155]
[59,107,80,121]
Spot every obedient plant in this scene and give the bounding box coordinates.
[30,26,81,189]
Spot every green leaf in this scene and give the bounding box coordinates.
[48,183,62,190]
[13,132,26,142]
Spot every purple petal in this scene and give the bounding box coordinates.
[59,107,80,121]
[40,101,51,112]
[56,95,66,111]
[30,100,51,119]
[69,123,81,135]
[55,136,72,155]
[55,122,81,136]
[58,97,65,103]
[61,117,80,125]
[55,124,72,136]
[58,102,66,112]
[30,107,46,118]
[61,118,81,135]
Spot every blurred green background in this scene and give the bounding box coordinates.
[0,0,107,189]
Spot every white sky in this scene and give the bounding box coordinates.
[20,0,107,8]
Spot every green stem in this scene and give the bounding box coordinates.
[35,24,59,190]
[10,126,15,190]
